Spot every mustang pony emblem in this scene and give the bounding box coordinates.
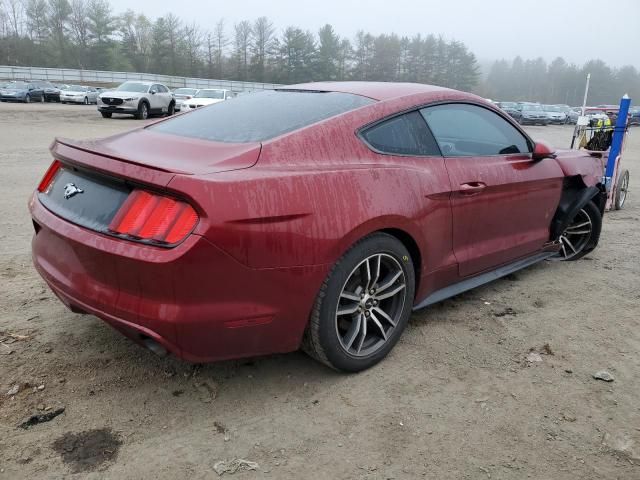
[63,183,84,199]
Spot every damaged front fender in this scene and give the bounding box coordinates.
[554,149,605,188]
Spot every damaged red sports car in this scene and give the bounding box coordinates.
[30,82,606,371]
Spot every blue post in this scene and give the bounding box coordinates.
[604,94,631,191]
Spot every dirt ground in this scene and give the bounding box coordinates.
[0,102,638,480]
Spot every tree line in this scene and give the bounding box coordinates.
[1,0,637,105]
[0,0,479,89]
[479,56,640,106]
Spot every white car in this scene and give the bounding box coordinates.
[180,89,233,110]
[173,88,199,111]
[97,81,175,119]
[60,85,99,104]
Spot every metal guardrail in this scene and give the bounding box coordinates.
[0,65,282,92]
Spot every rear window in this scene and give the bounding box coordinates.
[151,90,374,143]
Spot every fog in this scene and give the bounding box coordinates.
[108,0,639,67]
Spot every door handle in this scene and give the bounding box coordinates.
[459,182,487,195]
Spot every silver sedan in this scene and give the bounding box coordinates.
[60,85,99,105]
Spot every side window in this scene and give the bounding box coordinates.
[361,111,441,156]
[157,85,167,93]
[150,84,158,93]
[420,103,532,156]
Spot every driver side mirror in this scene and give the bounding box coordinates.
[532,141,556,161]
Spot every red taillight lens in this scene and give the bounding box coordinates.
[38,160,62,192]
[109,189,198,245]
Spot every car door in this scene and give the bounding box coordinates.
[420,103,564,277]
[148,84,163,112]
[154,84,169,111]
[159,85,172,110]
[88,87,98,103]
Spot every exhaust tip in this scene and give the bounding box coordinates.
[141,337,168,357]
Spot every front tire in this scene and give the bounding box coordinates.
[101,112,112,118]
[135,101,149,120]
[553,200,602,261]
[304,233,415,372]
[167,101,175,116]
[24,94,30,103]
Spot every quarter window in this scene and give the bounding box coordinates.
[420,103,532,156]
[361,111,441,156]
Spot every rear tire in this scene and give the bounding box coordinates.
[167,102,175,116]
[614,169,629,210]
[101,112,112,118]
[552,200,602,261]
[303,233,415,372]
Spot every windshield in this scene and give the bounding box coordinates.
[521,104,542,111]
[195,89,225,99]
[116,82,149,93]
[545,106,561,112]
[175,88,198,95]
[151,90,374,143]
[68,85,86,91]
[500,102,517,108]
[7,81,28,89]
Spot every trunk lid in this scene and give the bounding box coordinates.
[57,128,262,175]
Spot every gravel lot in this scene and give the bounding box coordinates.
[1,102,639,479]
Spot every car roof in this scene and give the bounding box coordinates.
[283,81,454,101]
[122,81,155,86]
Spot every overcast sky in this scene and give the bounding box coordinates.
[109,0,640,68]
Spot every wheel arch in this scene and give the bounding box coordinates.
[379,228,422,295]
[550,176,606,239]
[332,218,425,300]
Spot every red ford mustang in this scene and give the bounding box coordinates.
[30,82,606,371]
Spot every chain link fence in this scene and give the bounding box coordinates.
[0,65,281,92]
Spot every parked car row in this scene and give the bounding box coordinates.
[1,79,238,117]
[0,79,109,104]
[97,81,235,119]
[494,100,637,127]
[494,101,578,125]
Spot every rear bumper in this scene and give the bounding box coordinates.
[30,194,329,362]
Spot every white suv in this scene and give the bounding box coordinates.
[97,81,175,119]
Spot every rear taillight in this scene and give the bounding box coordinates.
[38,160,62,192]
[108,189,198,245]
